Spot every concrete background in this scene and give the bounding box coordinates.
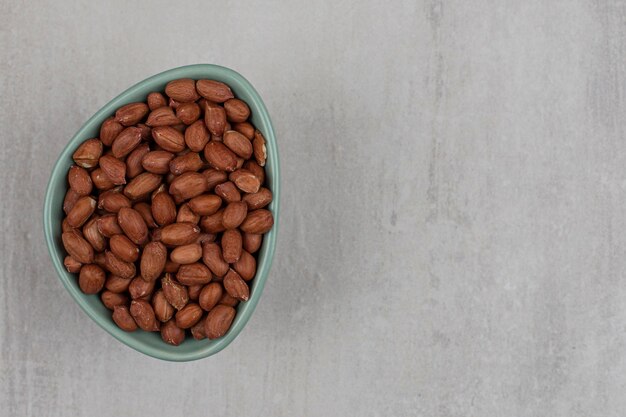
[2,0,626,416]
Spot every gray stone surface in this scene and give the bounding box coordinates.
[2,0,626,415]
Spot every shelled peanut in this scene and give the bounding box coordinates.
[61,78,273,345]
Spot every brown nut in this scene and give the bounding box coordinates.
[63,188,81,215]
[242,188,272,210]
[223,268,249,301]
[133,202,158,228]
[199,282,223,311]
[105,274,132,293]
[176,203,200,224]
[243,160,265,184]
[253,130,267,166]
[176,102,201,125]
[147,92,167,111]
[221,229,242,263]
[117,207,148,245]
[68,165,93,196]
[140,241,167,281]
[214,181,241,203]
[233,122,254,139]
[190,317,207,340]
[153,289,174,322]
[146,106,181,127]
[126,143,150,179]
[165,78,200,103]
[205,305,236,339]
[203,101,227,137]
[101,291,129,310]
[67,196,96,228]
[151,190,177,226]
[203,169,228,191]
[200,209,226,234]
[233,250,256,281]
[104,250,136,279]
[204,141,238,172]
[162,273,189,310]
[124,172,162,200]
[97,214,123,237]
[223,130,253,159]
[91,168,116,191]
[109,234,139,263]
[62,230,94,264]
[142,150,175,174]
[169,172,209,200]
[196,80,234,103]
[136,123,152,141]
[73,138,103,169]
[78,264,106,294]
[115,102,149,126]
[219,292,239,307]
[152,126,185,153]
[112,306,137,332]
[64,256,82,273]
[224,98,250,123]
[100,117,124,146]
[184,120,210,152]
[129,276,156,300]
[242,233,262,253]
[187,284,203,301]
[229,169,261,194]
[130,300,159,331]
[188,194,222,216]
[175,303,203,329]
[169,152,204,175]
[62,218,77,233]
[170,243,202,265]
[176,262,212,286]
[99,155,127,185]
[222,201,248,229]
[159,222,201,246]
[161,319,185,345]
[97,190,131,213]
[240,209,274,234]
[201,242,229,277]
[111,126,142,158]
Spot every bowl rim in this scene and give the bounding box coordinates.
[43,64,280,361]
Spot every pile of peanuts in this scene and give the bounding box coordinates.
[61,78,273,345]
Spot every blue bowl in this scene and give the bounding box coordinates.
[43,64,280,361]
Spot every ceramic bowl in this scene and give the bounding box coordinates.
[43,64,279,361]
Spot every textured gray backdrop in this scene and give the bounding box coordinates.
[2,0,626,416]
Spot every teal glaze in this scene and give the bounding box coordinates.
[43,65,279,361]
